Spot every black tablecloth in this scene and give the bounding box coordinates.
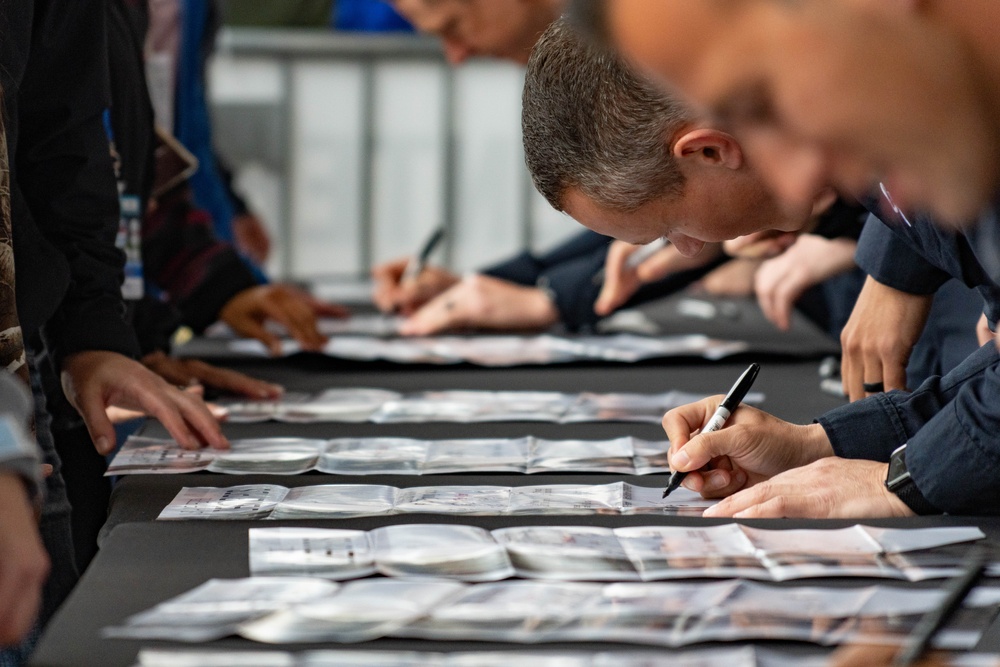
[31,304,875,667]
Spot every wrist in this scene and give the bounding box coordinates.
[884,444,940,516]
[796,422,836,466]
[527,286,560,326]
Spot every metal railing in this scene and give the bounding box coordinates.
[211,28,542,279]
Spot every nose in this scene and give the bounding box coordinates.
[442,38,473,65]
[667,233,706,257]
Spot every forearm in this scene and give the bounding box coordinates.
[143,193,259,332]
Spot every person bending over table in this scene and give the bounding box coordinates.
[575,0,1000,320]
[376,0,738,334]
[520,19,855,327]
[522,19,1000,518]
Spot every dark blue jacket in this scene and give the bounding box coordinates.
[819,188,1000,514]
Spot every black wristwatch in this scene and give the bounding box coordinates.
[885,444,940,515]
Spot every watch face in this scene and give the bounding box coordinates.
[886,446,909,489]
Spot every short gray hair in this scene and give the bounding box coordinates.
[522,17,694,212]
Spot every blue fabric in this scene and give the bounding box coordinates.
[820,342,1000,515]
[175,0,232,242]
[819,188,1000,514]
[906,279,982,388]
[333,0,413,32]
[857,206,1000,327]
[175,0,267,284]
[0,623,38,666]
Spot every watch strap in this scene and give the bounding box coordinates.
[891,476,940,515]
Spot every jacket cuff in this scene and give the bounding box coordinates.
[47,299,142,368]
[818,392,908,462]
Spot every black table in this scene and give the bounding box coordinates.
[33,305,867,666]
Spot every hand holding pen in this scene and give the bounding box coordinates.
[663,363,760,498]
[401,226,446,284]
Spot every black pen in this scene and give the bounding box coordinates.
[401,226,446,283]
[892,545,986,667]
[663,362,760,498]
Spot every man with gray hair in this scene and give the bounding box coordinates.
[522,18,821,260]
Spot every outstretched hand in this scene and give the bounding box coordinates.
[141,350,283,399]
[753,234,857,330]
[702,457,912,518]
[372,257,460,315]
[220,284,348,356]
[61,351,229,454]
[595,240,720,316]
[400,274,559,336]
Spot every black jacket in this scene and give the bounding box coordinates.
[1,0,139,364]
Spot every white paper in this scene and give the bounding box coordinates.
[267,485,397,520]
[371,524,514,582]
[318,438,427,475]
[508,482,624,515]
[208,439,324,475]
[106,436,215,475]
[225,331,749,366]
[393,486,513,515]
[528,437,635,473]
[105,577,338,642]
[249,528,375,580]
[239,579,465,644]
[422,437,530,474]
[158,486,288,520]
[493,526,640,581]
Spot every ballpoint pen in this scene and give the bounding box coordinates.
[401,226,446,283]
[663,362,760,498]
[592,237,669,285]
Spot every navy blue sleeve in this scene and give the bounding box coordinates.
[855,215,951,295]
[819,343,1000,514]
[482,230,611,285]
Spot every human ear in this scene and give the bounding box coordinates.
[672,128,744,170]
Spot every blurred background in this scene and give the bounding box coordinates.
[212,0,573,283]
